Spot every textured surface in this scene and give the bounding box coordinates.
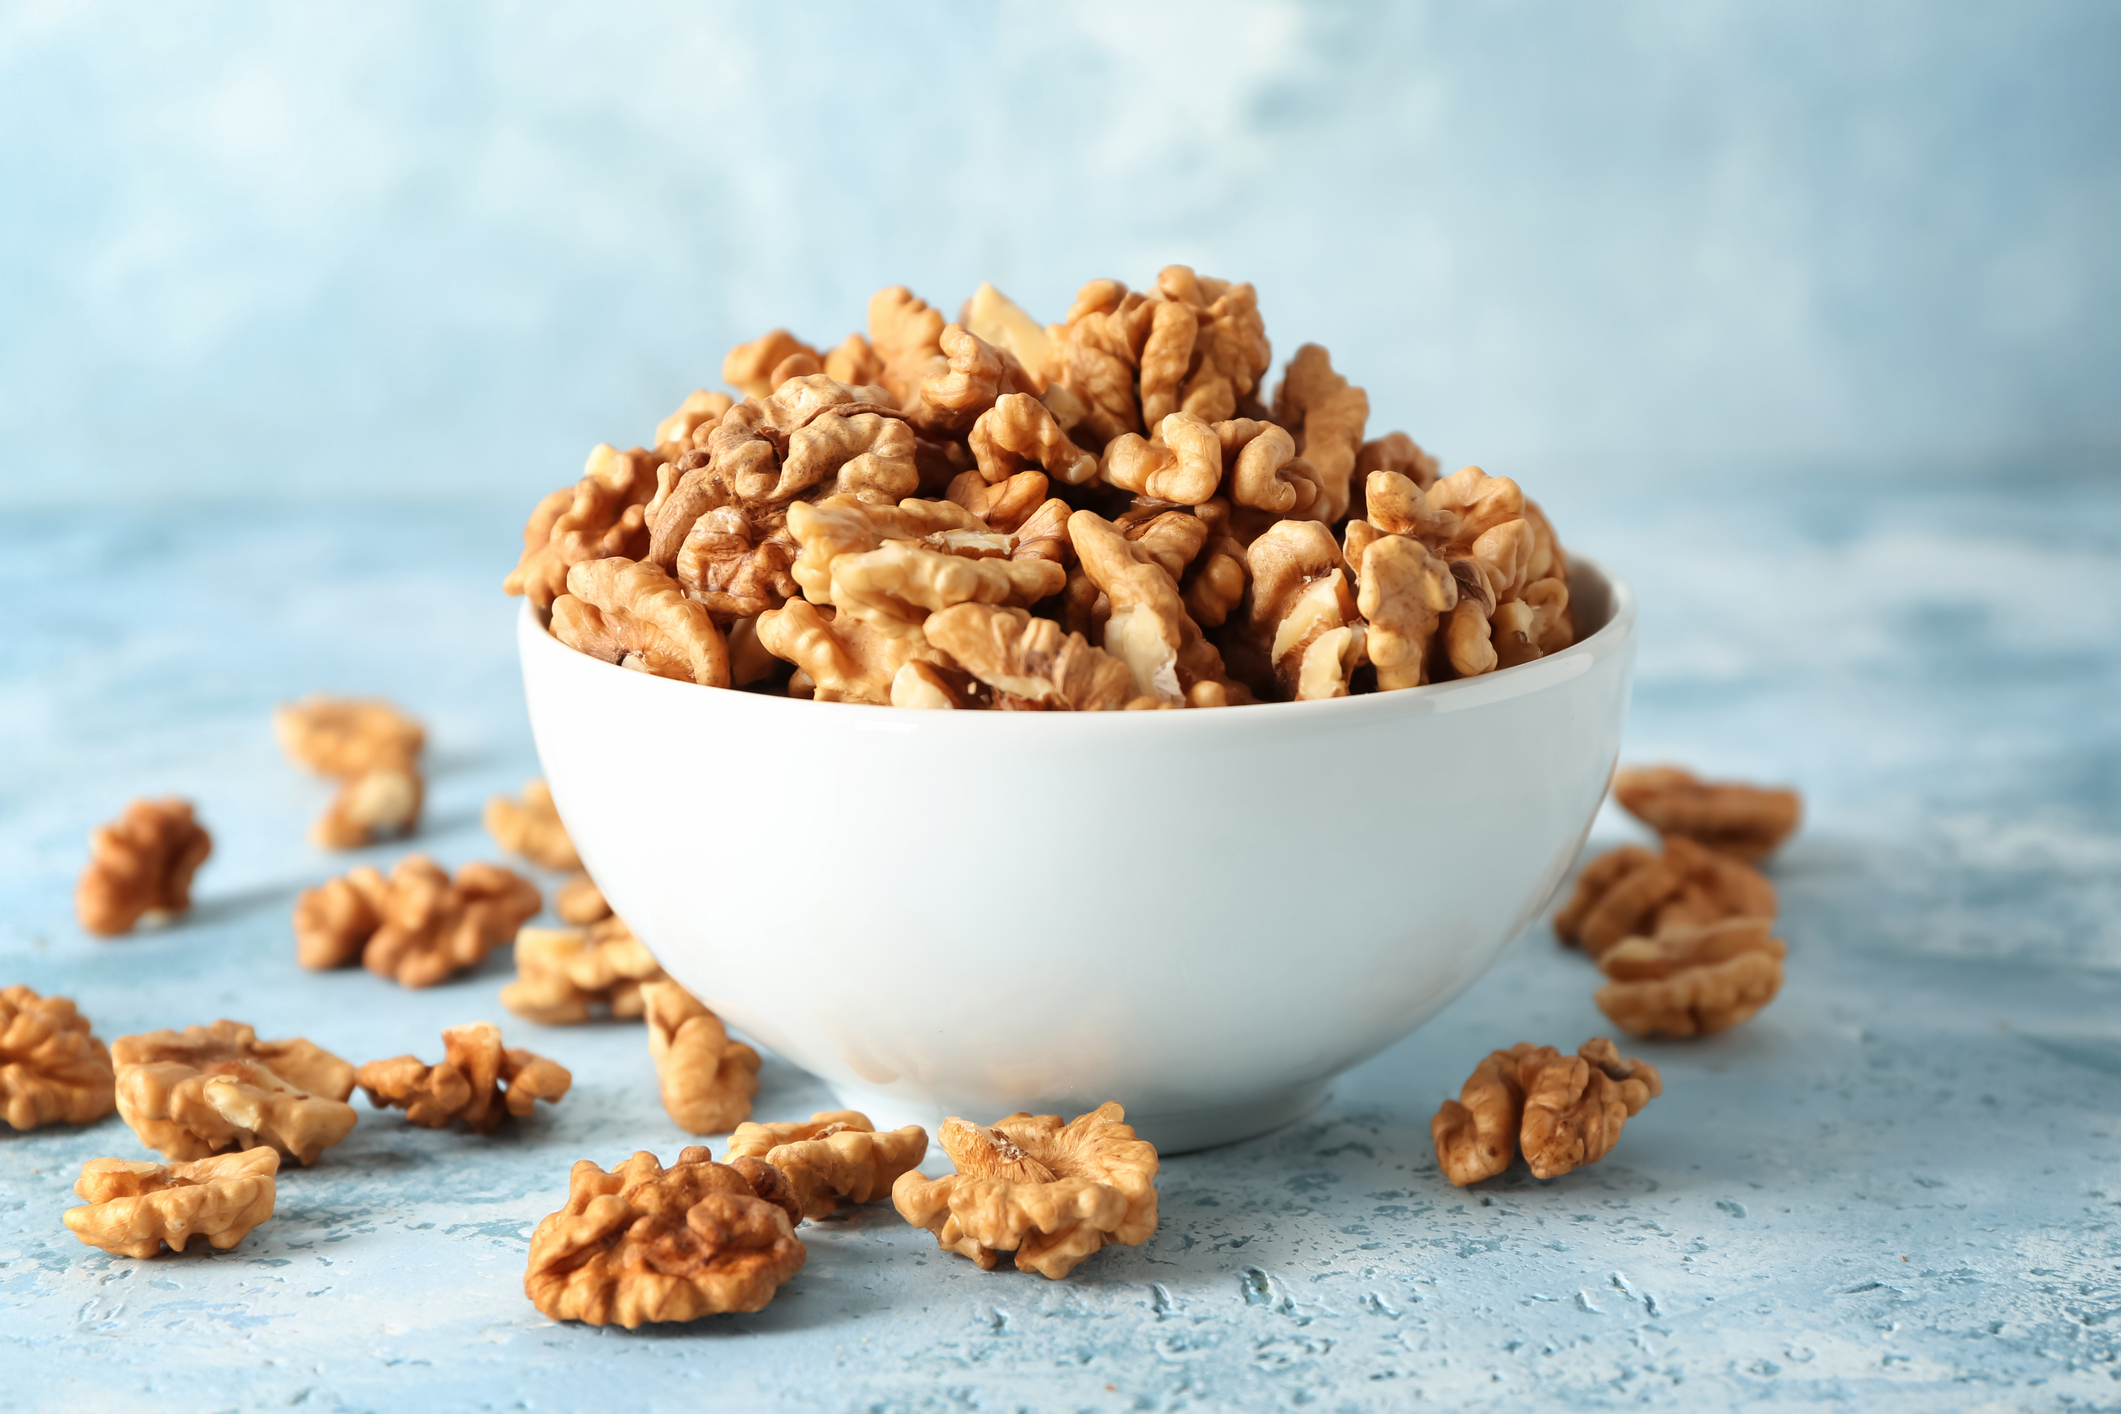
[2,477,2118,1412]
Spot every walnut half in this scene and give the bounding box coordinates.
[112,1021,358,1166]
[892,1102,1159,1279]
[1,985,116,1131]
[75,798,212,937]
[354,1023,571,1133]
[1612,765,1803,863]
[1595,917,1788,1039]
[523,1147,806,1326]
[642,982,760,1135]
[63,1147,280,1259]
[1432,1038,1661,1185]
[723,1111,929,1222]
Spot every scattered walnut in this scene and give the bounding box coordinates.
[723,1111,930,1222]
[308,764,423,850]
[354,1022,571,1132]
[523,1146,806,1326]
[925,605,1140,710]
[1553,838,1778,958]
[484,778,582,872]
[273,696,425,776]
[1356,430,1440,490]
[293,855,541,987]
[1238,519,1367,700]
[960,281,1053,383]
[112,1021,358,1166]
[555,873,609,925]
[892,1102,1159,1280]
[504,444,662,609]
[868,286,950,410]
[917,324,1038,431]
[75,797,212,937]
[1432,1038,1661,1185]
[1611,766,1803,863]
[63,1147,279,1258]
[502,917,668,1025]
[1595,917,1789,1039]
[673,504,803,619]
[550,557,731,687]
[642,982,761,1135]
[1,985,116,1131]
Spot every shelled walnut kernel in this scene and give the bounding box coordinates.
[63,1147,280,1258]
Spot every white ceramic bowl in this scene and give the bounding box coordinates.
[518,560,1635,1152]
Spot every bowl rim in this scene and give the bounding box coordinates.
[518,555,1634,730]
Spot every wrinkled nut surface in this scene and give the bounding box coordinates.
[355,1022,571,1133]
[1,985,117,1131]
[503,917,667,1025]
[924,604,1139,710]
[1595,917,1788,1039]
[112,1021,358,1166]
[1611,766,1803,864]
[505,444,661,609]
[523,1146,806,1326]
[724,1111,930,1221]
[1432,1038,1662,1185]
[75,797,212,937]
[309,764,423,850]
[555,873,609,925]
[293,856,540,988]
[273,696,425,777]
[551,557,730,686]
[64,1147,280,1258]
[484,778,582,872]
[643,982,761,1135]
[1552,838,1778,958]
[892,1102,1159,1279]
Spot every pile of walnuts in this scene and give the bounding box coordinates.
[505,269,1575,708]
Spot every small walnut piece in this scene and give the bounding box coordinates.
[294,856,541,988]
[723,1111,930,1222]
[1595,917,1789,1039]
[891,1102,1159,1279]
[554,873,609,925]
[523,1146,806,1326]
[551,557,731,687]
[272,696,425,776]
[484,779,582,872]
[1552,837,1777,958]
[355,1022,571,1133]
[1,985,117,1131]
[1432,1039,1662,1185]
[1611,766,1804,863]
[924,604,1139,710]
[112,1021,358,1166]
[309,764,423,850]
[75,798,212,937]
[64,1147,280,1258]
[642,981,761,1135]
[503,917,668,1025]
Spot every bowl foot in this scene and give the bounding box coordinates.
[825,1079,1332,1156]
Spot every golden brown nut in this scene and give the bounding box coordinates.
[891,1102,1159,1279]
[1356,430,1440,491]
[354,1022,571,1133]
[502,917,667,1025]
[63,1147,279,1258]
[653,389,734,459]
[554,873,610,925]
[291,867,388,971]
[550,557,731,687]
[504,444,662,609]
[484,779,582,873]
[523,1146,806,1326]
[827,539,1065,640]
[112,1021,358,1166]
[1552,838,1778,958]
[1100,412,1223,505]
[272,696,425,777]
[723,1111,929,1221]
[754,599,952,706]
[308,764,423,850]
[673,505,802,619]
[945,467,1051,534]
[925,604,1138,710]
[642,981,760,1135]
[1053,281,1148,444]
[967,392,1097,487]
[1595,917,1789,1039]
[75,798,212,937]
[1,985,117,1130]
[294,856,540,987]
[1238,519,1366,701]
[1153,267,1271,424]
[724,330,824,400]
[868,286,949,409]
[1214,419,1322,518]
[1357,533,1457,691]
[1610,766,1804,864]
[1271,344,1368,524]
[1432,1038,1661,1185]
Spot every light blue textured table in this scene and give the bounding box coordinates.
[3,477,2117,1412]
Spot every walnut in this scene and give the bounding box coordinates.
[673,505,801,619]
[1136,295,1197,427]
[550,557,731,687]
[523,1146,806,1326]
[1356,533,1457,691]
[63,1148,279,1259]
[1069,509,1233,705]
[868,286,949,409]
[653,389,734,459]
[308,764,423,850]
[272,695,424,776]
[917,324,1039,431]
[723,1111,929,1221]
[723,330,823,400]
[960,281,1054,384]
[75,797,212,937]
[1356,430,1440,490]
[967,392,1097,486]
[1271,344,1368,524]
[294,855,541,987]
[484,778,582,872]
[504,444,662,609]
[1214,418,1322,517]
[891,1102,1160,1280]
[827,539,1065,640]
[1,985,116,1130]
[925,604,1140,710]
[1237,519,1366,700]
[1427,464,1526,559]
[1432,1038,1661,1185]
[1611,766,1804,863]
[642,981,760,1135]
[555,873,609,925]
[1100,412,1223,504]
[112,1021,358,1166]
[1595,917,1789,1039]
[503,917,668,1025]
[1149,267,1271,424]
[1552,838,1778,958]
[754,599,951,706]
[823,333,886,389]
[354,1022,571,1132]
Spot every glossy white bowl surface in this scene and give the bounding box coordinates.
[519,561,1635,1151]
